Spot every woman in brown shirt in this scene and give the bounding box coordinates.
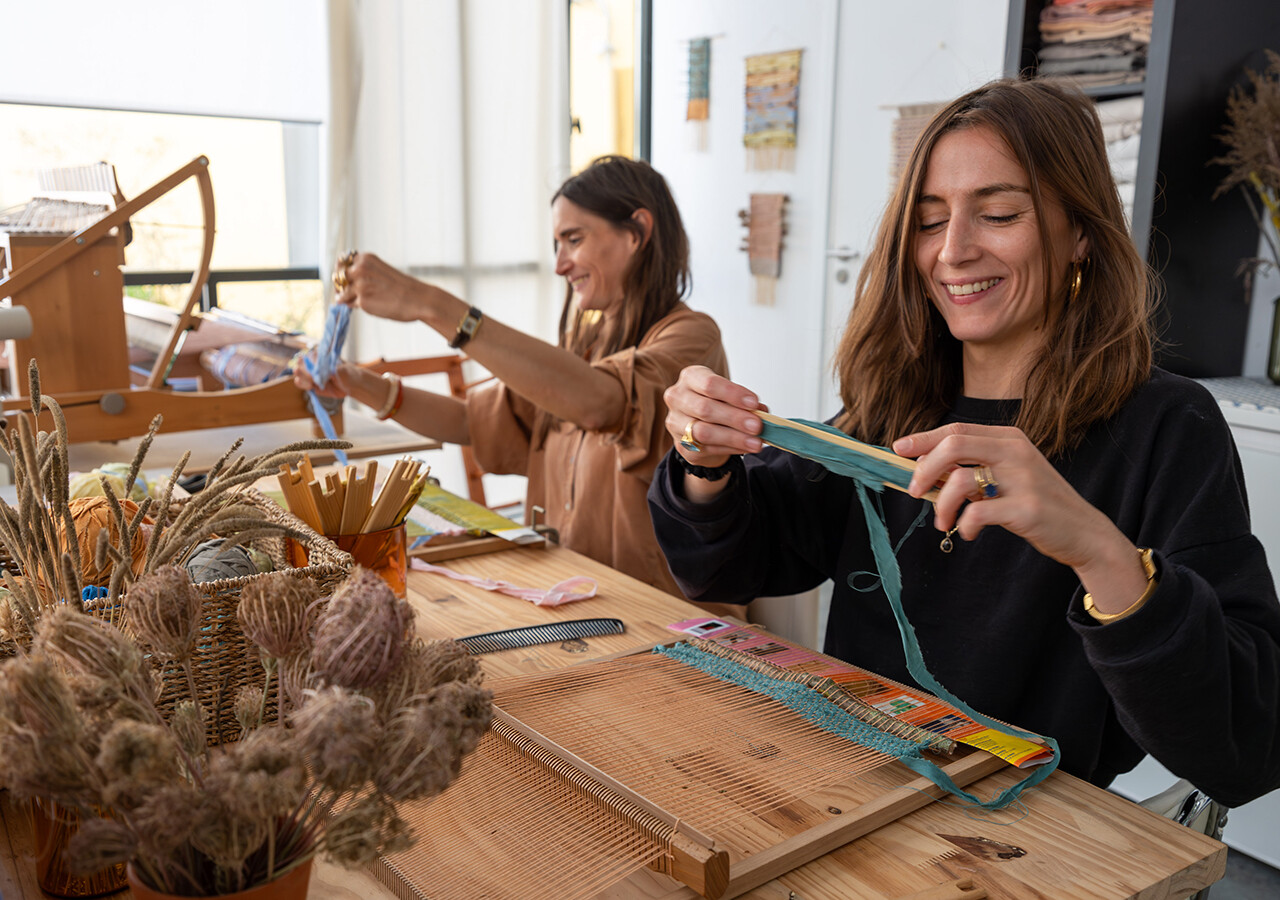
[296,156,728,596]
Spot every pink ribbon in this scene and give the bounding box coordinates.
[409,558,598,607]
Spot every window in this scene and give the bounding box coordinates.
[0,104,323,336]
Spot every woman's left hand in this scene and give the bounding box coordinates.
[893,422,1118,572]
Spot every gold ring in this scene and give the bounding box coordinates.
[339,249,358,268]
[679,419,702,453]
[973,465,999,499]
[332,270,349,291]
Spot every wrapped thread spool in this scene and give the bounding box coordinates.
[184,538,261,583]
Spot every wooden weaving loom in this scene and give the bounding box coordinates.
[0,158,311,443]
[371,635,1016,900]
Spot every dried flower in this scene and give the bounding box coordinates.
[209,728,306,822]
[0,560,488,895]
[170,700,208,759]
[288,685,380,792]
[238,571,317,660]
[0,653,92,802]
[64,815,138,875]
[34,605,149,692]
[374,681,493,802]
[235,685,266,734]
[324,794,412,867]
[312,567,412,689]
[125,566,203,661]
[95,719,180,810]
[1212,49,1280,285]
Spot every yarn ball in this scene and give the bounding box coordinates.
[98,462,150,502]
[185,539,259,583]
[58,497,150,586]
[68,471,128,501]
[68,465,149,503]
[246,547,274,574]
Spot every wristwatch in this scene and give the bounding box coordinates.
[1083,547,1158,624]
[449,306,484,349]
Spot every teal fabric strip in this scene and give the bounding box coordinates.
[757,416,1061,810]
[759,417,913,493]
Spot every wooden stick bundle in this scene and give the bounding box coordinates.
[276,454,429,535]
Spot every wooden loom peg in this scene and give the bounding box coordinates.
[340,460,376,534]
[363,458,418,533]
[277,462,324,532]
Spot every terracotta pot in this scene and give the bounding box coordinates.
[30,799,128,898]
[125,859,313,900]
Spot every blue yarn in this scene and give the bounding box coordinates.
[81,585,109,601]
[304,303,352,466]
[757,416,1060,810]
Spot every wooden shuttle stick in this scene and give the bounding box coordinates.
[756,411,943,502]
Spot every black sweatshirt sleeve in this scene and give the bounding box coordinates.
[1069,379,1280,807]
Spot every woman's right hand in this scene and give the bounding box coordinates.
[292,351,351,399]
[663,365,768,467]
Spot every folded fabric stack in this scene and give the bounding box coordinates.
[1094,95,1144,225]
[1038,0,1153,90]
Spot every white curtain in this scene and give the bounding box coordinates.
[326,0,570,499]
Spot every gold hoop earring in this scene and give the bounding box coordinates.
[1069,260,1084,303]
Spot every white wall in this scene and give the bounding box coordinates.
[650,0,1008,420]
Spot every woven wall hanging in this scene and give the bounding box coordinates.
[744,49,802,171]
[738,193,788,305]
[686,36,711,151]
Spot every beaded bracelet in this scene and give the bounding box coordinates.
[374,372,405,420]
[675,452,733,481]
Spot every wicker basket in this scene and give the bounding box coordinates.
[84,487,354,743]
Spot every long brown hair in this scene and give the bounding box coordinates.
[534,155,691,446]
[833,78,1155,458]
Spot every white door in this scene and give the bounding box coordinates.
[819,1,1008,419]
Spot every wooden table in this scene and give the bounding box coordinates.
[0,543,1226,900]
[64,409,441,474]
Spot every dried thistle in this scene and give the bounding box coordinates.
[235,685,266,734]
[311,567,413,690]
[323,794,412,867]
[0,550,488,896]
[288,685,380,793]
[95,719,181,810]
[64,815,138,876]
[0,653,94,803]
[170,700,208,760]
[238,571,318,660]
[125,566,203,661]
[34,605,153,706]
[374,681,493,802]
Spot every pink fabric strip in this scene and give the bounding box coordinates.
[409,558,598,607]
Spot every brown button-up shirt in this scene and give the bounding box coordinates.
[466,303,728,596]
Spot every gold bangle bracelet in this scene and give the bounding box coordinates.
[1083,547,1158,624]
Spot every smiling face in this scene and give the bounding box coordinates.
[913,125,1086,396]
[551,196,642,313]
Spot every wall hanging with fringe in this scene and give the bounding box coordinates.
[687,36,711,151]
[738,193,788,305]
[744,49,802,171]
